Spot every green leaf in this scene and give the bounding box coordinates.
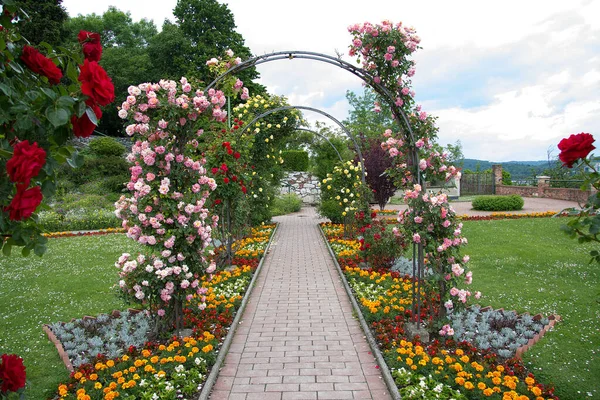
[34,243,46,257]
[86,107,98,125]
[0,83,12,96]
[41,179,56,197]
[57,96,75,108]
[8,60,23,74]
[45,106,70,127]
[2,242,11,256]
[66,61,79,83]
[76,101,86,118]
[67,152,84,168]
[21,246,31,257]
[41,88,57,100]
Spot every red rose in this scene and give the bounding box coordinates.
[222,142,230,148]
[78,59,115,106]
[0,354,26,393]
[220,163,228,172]
[558,132,595,168]
[241,185,247,194]
[223,177,230,184]
[6,185,43,221]
[211,167,218,175]
[20,45,62,84]
[5,140,46,186]
[233,152,241,159]
[77,30,102,62]
[71,104,102,138]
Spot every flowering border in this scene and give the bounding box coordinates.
[42,228,126,239]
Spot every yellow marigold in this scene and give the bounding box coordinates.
[531,387,542,396]
[455,377,465,386]
[142,349,151,357]
[483,388,494,396]
[134,359,145,367]
[157,370,166,378]
[525,377,535,386]
[150,356,159,364]
[106,360,115,368]
[121,355,129,361]
[74,372,83,380]
[405,358,413,366]
[493,377,502,385]
[464,382,475,390]
[158,345,166,351]
[117,377,125,385]
[455,349,464,356]
[478,382,487,390]
[460,355,470,363]
[95,362,107,371]
[202,344,214,353]
[79,377,86,384]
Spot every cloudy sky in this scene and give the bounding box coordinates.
[62,0,600,161]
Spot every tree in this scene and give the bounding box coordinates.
[344,87,395,142]
[359,137,397,210]
[172,0,264,95]
[309,123,354,180]
[445,140,464,168]
[15,0,68,46]
[64,7,158,135]
[147,21,191,81]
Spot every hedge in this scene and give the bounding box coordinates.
[472,195,524,211]
[282,150,309,171]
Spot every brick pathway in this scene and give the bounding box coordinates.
[209,207,392,400]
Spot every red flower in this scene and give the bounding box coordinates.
[220,163,228,172]
[71,104,102,138]
[6,140,46,186]
[214,199,222,205]
[233,152,241,159]
[5,185,43,221]
[231,176,238,182]
[78,59,115,106]
[0,354,26,393]
[77,30,102,62]
[222,142,230,148]
[223,177,230,184]
[227,148,233,155]
[241,186,247,194]
[558,132,595,168]
[20,45,62,84]
[211,167,218,175]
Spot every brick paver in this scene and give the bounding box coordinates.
[209,207,391,399]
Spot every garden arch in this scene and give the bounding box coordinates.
[207,50,428,326]
[236,105,365,184]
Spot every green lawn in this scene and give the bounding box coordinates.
[463,218,600,400]
[0,234,142,399]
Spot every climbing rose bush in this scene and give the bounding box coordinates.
[114,52,248,331]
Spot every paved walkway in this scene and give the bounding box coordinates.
[209,207,391,400]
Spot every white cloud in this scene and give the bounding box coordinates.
[62,0,600,161]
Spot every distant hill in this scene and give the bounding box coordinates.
[457,159,549,179]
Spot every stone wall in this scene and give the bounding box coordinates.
[281,171,320,204]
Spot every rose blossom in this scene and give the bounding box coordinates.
[6,140,46,186]
[77,30,102,61]
[558,132,595,168]
[20,45,62,84]
[78,59,115,106]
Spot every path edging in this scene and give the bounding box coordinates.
[318,226,402,400]
[197,222,279,400]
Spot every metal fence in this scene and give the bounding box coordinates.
[460,173,494,195]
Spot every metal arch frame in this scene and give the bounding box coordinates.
[206,50,427,327]
[236,105,366,185]
[294,128,343,162]
[205,50,420,184]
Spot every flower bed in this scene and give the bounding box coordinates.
[43,228,126,239]
[51,225,275,399]
[320,222,559,400]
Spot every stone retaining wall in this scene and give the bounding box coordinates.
[280,171,320,204]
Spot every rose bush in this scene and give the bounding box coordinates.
[1,3,113,256]
[557,132,600,263]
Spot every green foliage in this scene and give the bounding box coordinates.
[309,123,354,180]
[344,87,394,141]
[88,136,126,157]
[271,193,302,216]
[64,7,159,136]
[58,155,129,186]
[502,170,512,185]
[472,195,524,211]
[445,140,464,168]
[15,0,68,46]
[38,208,119,232]
[281,150,309,171]
[317,199,346,224]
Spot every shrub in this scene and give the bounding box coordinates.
[88,137,126,157]
[472,195,524,211]
[39,209,120,232]
[282,150,309,171]
[102,174,129,193]
[271,194,302,216]
[318,199,345,223]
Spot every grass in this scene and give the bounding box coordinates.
[462,218,600,399]
[0,234,142,399]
